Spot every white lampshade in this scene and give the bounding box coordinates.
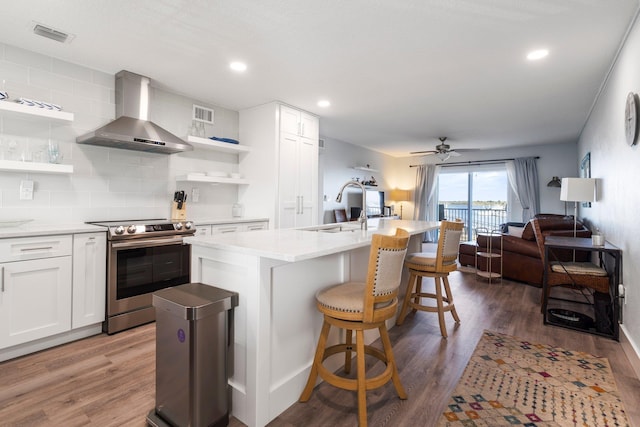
[560,178,596,202]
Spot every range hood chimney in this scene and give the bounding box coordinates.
[76,70,192,154]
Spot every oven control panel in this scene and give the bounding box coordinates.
[110,221,194,238]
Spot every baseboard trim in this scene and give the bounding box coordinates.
[620,324,640,380]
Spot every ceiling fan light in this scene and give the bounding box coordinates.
[436,152,450,161]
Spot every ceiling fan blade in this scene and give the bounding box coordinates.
[409,150,437,155]
[449,148,477,153]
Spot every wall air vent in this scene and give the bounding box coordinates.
[31,22,75,43]
[193,104,214,124]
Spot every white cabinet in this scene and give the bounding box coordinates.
[278,133,317,228]
[280,105,318,139]
[198,220,269,235]
[195,226,211,237]
[239,102,319,228]
[72,233,106,328]
[243,221,268,231]
[211,224,242,234]
[0,236,73,349]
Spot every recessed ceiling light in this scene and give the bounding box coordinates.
[229,61,247,72]
[527,49,549,61]
[317,100,331,108]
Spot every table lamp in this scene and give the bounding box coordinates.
[389,189,410,219]
[560,178,596,237]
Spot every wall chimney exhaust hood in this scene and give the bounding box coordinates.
[76,70,192,154]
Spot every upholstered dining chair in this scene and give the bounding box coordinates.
[396,219,464,338]
[299,228,410,427]
[531,218,609,312]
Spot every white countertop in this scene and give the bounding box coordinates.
[186,219,439,262]
[0,222,106,239]
[193,217,269,226]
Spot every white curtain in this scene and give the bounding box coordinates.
[413,164,440,242]
[507,157,540,222]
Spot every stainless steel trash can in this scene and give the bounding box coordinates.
[147,283,239,427]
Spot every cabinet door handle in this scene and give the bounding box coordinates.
[299,196,304,214]
[1,266,4,293]
[301,122,305,136]
[20,246,54,252]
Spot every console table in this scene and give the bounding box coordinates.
[543,236,621,340]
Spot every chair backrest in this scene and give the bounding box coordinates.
[334,209,348,223]
[363,228,410,322]
[435,219,464,271]
[531,218,547,264]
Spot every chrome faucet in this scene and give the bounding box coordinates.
[336,180,368,230]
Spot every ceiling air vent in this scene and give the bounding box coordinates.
[31,22,74,43]
[193,104,214,124]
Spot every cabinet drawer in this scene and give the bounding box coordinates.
[0,235,73,262]
[195,226,212,237]
[211,224,241,234]
[243,221,268,231]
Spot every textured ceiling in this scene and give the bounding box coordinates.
[0,0,638,156]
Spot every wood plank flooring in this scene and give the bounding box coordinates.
[1,270,638,426]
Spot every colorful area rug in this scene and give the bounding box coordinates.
[438,330,629,426]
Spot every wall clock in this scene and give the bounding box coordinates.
[625,91,639,146]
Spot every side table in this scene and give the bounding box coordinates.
[543,236,622,340]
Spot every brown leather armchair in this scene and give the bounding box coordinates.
[458,214,592,286]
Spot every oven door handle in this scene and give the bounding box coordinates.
[110,236,188,249]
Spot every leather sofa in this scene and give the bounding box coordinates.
[458,214,592,286]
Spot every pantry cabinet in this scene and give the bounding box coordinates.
[239,102,319,228]
[72,233,106,328]
[0,236,73,349]
[278,133,316,228]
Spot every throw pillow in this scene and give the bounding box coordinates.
[508,226,524,238]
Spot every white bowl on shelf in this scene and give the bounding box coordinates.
[230,172,243,179]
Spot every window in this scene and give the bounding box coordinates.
[437,165,511,241]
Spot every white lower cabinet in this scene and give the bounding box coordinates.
[1,232,107,358]
[211,224,242,234]
[197,220,269,235]
[72,233,106,329]
[0,255,72,349]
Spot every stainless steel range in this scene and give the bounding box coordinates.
[88,219,195,334]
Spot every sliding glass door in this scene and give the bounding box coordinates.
[437,166,509,241]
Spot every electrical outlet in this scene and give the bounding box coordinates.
[20,180,34,200]
[191,187,200,203]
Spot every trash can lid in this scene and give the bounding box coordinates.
[152,283,239,320]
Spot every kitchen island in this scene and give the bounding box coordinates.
[186,219,439,427]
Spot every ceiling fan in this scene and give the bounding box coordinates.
[410,137,475,161]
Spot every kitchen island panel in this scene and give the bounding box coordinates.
[189,220,437,427]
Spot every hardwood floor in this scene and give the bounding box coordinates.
[1,271,638,426]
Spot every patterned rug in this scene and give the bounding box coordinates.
[438,330,629,426]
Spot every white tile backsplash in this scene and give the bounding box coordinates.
[0,43,241,223]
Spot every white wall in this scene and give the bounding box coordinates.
[578,12,640,365]
[0,43,241,223]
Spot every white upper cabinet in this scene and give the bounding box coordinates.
[280,105,319,139]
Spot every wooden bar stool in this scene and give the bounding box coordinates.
[299,229,410,426]
[396,220,464,338]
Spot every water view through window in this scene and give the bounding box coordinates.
[438,169,508,241]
